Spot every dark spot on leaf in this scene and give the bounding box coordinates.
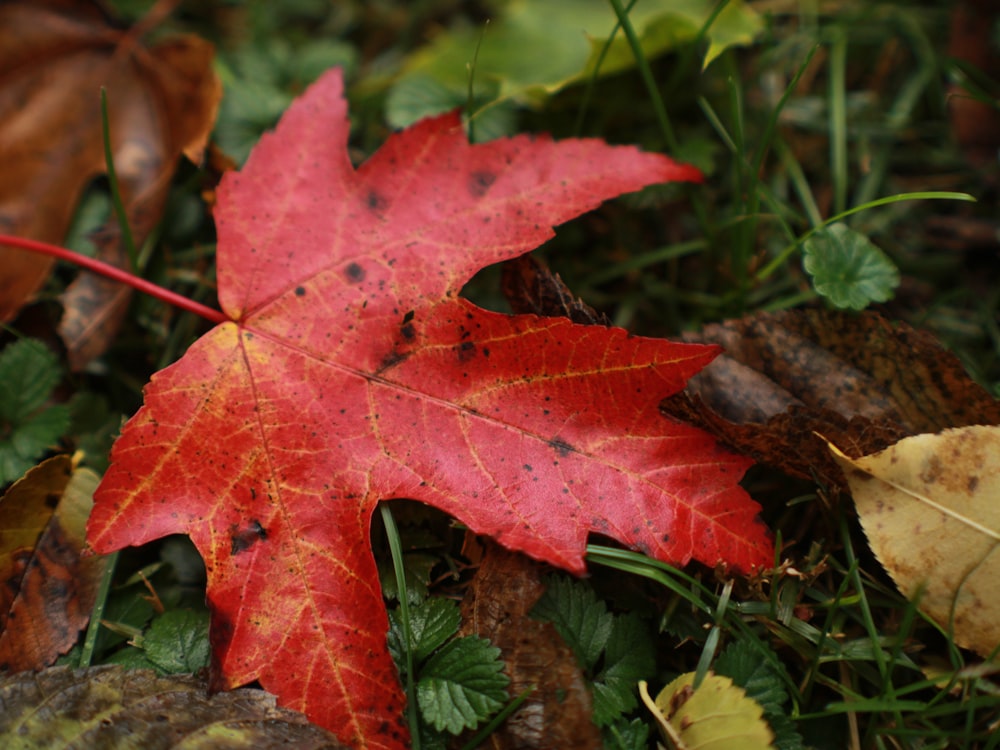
[378,350,409,372]
[231,520,267,556]
[44,492,60,509]
[548,438,575,457]
[295,286,306,297]
[367,189,388,212]
[401,324,416,341]
[468,170,497,197]
[402,310,415,324]
[346,262,365,282]
[456,340,476,362]
[523,464,533,472]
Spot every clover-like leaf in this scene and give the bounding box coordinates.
[803,222,900,310]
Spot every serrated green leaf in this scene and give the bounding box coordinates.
[378,551,439,603]
[715,640,787,713]
[716,640,804,750]
[417,636,509,734]
[604,716,651,750]
[803,222,899,310]
[141,609,211,675]
[104,646,159,671]
[592,612,654,726]
[0,339,61,422]
[388,597,462,667]
[532,575,613,671]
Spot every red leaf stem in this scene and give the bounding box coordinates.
[0,234,228,325]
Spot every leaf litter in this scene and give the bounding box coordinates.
[0,0,219,366]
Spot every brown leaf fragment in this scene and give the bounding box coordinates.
[459,540,602,749]
[0,664,349,749]
[0,455,108,672]
[662,309,1000,492]
[0,0,220,364]
[501,255,610,326]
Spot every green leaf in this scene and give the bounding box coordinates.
[604,717,652,750]
[531,575,613,671]
[802,222,900,310]
[0,339,70,484]
[716,640,804,750]
[104,646,159,671]
[416,636,509,734]
[592,612,655,726]
[378,551,439,603]
[141,609,211,675]
[0,339,60,422]
[388,597,462,667]
[387,0,762,127]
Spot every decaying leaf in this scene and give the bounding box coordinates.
[662,309,1000,492]
[501,255,609,326]
[640,673,775,750]
[0,455,107,672]
[0,0,220,366]
[459,541,602,749]
[0,664,348,749]
[87,68,772,747]
[830,426,1000,658]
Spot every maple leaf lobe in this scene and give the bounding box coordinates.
[88,67,770,750]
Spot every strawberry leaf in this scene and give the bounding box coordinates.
[87,68,773,748]
[416,636,509,734]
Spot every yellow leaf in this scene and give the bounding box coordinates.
[829,426,1000,658]
[639,673,775,750]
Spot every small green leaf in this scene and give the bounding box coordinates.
[716,640,804,750]
[802,222,899,310]
[416,636,509,734]
[0,339,61,421]
[141,609,211,675]
[531,575,613,671]
[0,339,70,484]
[604,716,651,750]
[592,612,654,726]
[104,646,159,671]
[388,597,462,667]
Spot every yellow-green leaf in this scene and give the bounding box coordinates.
[639,672,775,750]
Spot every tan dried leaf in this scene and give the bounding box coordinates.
[830,425,1000,657]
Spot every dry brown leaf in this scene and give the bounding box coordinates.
[0,665,348,748]
[662,309,1000,492]
[459,540,602,749]
[0,0,220,366]
[0,455,108,671]
[830,426,1000,658]
[501,255,610,326]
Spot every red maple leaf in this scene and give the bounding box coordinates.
[87,68,772,748]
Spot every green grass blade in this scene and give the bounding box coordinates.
[381,504,420,750]
[100,88,138,272]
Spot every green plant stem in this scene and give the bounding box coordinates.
[460,687,534,750]
[381,504,420,750]
[0,234,228,324]
[79,550,119,668]
[606,0,677,152]
[754,192,976,282]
